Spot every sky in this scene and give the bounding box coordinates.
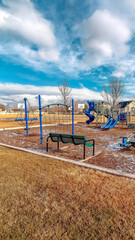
[0,0,135,107]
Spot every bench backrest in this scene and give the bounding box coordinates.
[49,132,86,145]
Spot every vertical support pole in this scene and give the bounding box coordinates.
[119,109,120,129]
[24,98,28,136]
[96,102,99,127]
[72,99,74,135]
[127,107,128,128]
[39,95,43,144]
[83,142,85,159]
[127,106,130,128]
[102,103,104,124]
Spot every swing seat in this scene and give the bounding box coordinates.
[46,132,95,159]
[15,117,38,121]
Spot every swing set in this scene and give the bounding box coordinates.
[15,95,95,159]
[39,96,95,159]
[15,98,38,135]
[39,96,74,143]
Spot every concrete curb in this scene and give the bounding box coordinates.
[0,142,135,179]
[0,122,78,131]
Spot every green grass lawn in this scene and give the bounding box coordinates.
[0,146,135,239]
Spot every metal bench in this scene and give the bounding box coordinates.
[46,132,95,159]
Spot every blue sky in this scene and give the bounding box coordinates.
[0,0,135,106]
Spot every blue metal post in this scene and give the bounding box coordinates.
[39,95,43,144]
[72,99,74,135]
[24,98,29,136]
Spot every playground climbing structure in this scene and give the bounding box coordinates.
[15,98,38,135]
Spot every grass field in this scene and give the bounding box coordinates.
[0,146,135,239]
[0,113,87,129]
[0,112,135,129]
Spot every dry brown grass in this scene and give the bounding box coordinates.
[0,113,134,129]
[0,119,19,128]
[0,113,17,119]
[0,113,87,129]
[131,115,135,123]
[0,146,135,239]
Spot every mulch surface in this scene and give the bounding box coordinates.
[0,123,135,174]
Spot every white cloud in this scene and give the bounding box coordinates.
[72,86,102,101]
[0,42,59,64]
[0,0,56,48]
[58,51,89,74]
[0,0,87,75]
[76,9,131,66]
[0,0,134,76]
[112,66,128,78]
[0,82,103,106]
[0,83,59,96]
[99,0,135,19]
[99,76,107,80]
[0,0,59,63]
[125,83,135,96]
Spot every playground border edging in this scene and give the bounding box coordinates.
[0,122,77,132]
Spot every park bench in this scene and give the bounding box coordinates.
[46,132,95,159]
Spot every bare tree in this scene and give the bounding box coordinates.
[58,79,72,105]
[101,78,125,110]
[0,104,6,111]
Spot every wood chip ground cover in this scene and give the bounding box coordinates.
[0,123,135,174]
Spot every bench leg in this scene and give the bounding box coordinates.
[93,140,95,156]
[83,142,85,159]
[93,145,94,155]
[46,142,48,152]
[57,141,59,150]
[93,142,95,156]
[46,136,51,152]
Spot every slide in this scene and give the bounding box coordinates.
[101,115,111,129]
[85,110,95,124]
[85,101,95,124]
[101,115,119,129]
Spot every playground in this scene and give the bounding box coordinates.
[0,125,135,173]
[0,96,135,239]
[0,96,135,175]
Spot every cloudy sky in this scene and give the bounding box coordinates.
[0,0,135,106]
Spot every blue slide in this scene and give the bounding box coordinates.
[101,115,111,129]
[101,115,119,129]
[85,101,95,124]
[85,111,95,124]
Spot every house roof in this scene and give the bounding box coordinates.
[118,101,133,108]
